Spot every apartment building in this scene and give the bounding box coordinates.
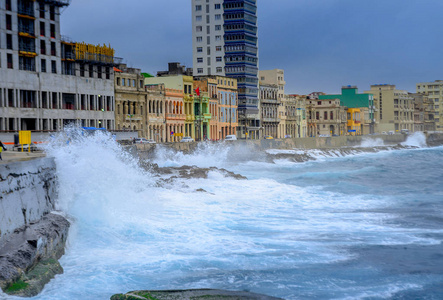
[306,98,347,137]
[278,94,307,139]
[416,80,442,130]
[0,0,118,131]
[365,84,414,133]
[259,83,279,138]
[192,0,225,76]
[259,69,285,100]
[410,93,436,132]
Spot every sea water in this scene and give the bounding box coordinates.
[1,132,443,300]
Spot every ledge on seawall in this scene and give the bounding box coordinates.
[111,289,284,300]
[0,213,70,297]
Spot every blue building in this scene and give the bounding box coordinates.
[223,0,260,139]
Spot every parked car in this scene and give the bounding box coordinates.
[264,135,274,139]
[180,136,194,143]
[224,135,237,141]
[134,138,155,144]
[388,131,395,135]
[318,134,331,137]
[381,131,388,135]
[401,129,409,135]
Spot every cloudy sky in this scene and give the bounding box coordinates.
[61,0,443,95]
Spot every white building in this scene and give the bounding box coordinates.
[0,0,118,131]
[191,0,225,76]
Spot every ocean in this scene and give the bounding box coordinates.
[1,132,442,300]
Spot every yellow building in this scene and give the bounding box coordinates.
[347,108,362,136]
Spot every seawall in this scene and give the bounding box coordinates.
[134,133,431,153]
[0,158,57,241]
[0,158,70,297]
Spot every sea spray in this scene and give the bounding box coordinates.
[401,131,427,147]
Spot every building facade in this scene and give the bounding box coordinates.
[191,0,225,76]
[365,84,414,133]
[0,0,119,132]
[416,80,443,130]
[259,69,285,100]
[306,98,346,137]
[410,93,436,132]
[165,88,185,142]
[115,65,150,135]
[145,84,166,142]
[278,95,307,139]
[259,83,279,138]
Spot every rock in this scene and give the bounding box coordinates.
[111,289,284,300]
[0,213,70,297]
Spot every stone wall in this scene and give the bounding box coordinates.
[0,158,57,242]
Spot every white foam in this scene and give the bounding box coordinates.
[360,137,385,147]
[401,131,427,147]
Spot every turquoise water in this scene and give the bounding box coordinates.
[1,132,442,300]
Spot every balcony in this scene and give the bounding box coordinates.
[185,115,195,122]
[166,113,186,120]
[41,0,71,6]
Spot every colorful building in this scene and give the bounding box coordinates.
[319,86,375,134]
[144,73,193,141]
[165,88,185,142]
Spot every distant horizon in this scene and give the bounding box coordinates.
[62,0,443,95]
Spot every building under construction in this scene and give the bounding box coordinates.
[0,0,122,131]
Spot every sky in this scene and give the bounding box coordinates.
[61,0,443,95]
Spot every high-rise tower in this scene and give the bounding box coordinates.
[191,0,260,139]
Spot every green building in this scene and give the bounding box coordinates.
[319,86,375,134]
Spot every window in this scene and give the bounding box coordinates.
[89,65,93,77]
[216,56,222,62]
[216,67,223,73]
[40,21,45,36]
[7,54,13,69]
[40,40,46,54]
[196,15,202,21]
[215,4,221,9]
[6,14,12,30]
[51,60,56,73]
[197,47,203,53]
[51,42,56,56]
[116,77,121,85]
[215,14,221,20]
[196,26,202,32]
[41,59,46,72]
[215,25,221,31]
[197,57,203,63]
[132,79,136,87]
[50,6,55,21]
[50,24,55,38]
[215,35,221,41]
[122,78,125,86]
[216,46,222,51]
[195,5,202,11]
[196,36,202,42]
[39,3,45,18]
[6,0,11,10]
[7,34,12,50]
[197,68,203,74]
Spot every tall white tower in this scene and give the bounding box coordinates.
[191,0,225,76]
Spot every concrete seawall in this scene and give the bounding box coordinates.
[0,157,57,242]
[134,133,416,153]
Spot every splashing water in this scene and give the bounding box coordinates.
[401,131,427,147]
[2,129,443,300]
[360,137,385,147]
